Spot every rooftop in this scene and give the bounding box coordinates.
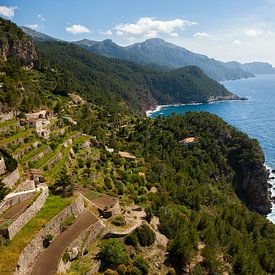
[179,137,197,144]
[118,151,136,159]
[91,195,118,210]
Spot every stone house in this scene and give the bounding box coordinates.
[118,151,137,161]
[179,137,198,146]
[91,195,120,219]
[25,110,47,120]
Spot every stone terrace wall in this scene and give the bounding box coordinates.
[2,168,20,188]
[15,195,85,275]
[57,220,104,274]
[0,191,36,216]
[67,219,103,255]
[0,158,6,176]
[7,187,49,240]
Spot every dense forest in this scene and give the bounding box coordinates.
[105,112,274,274]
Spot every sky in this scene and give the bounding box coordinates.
[1,0,275,65]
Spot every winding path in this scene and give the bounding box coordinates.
[30,210,97,275]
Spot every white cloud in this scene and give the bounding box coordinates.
[194,32,211,38]
[0,5,17,18]
[66,24,90,35]
[25,24,40,30]
[170,32,179,37]
[101,29,112,36]
[114,17,196,38]
[232,39,243,45]
[245,29,262,37]
[38,14,45,21]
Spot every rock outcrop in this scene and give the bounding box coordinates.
[0,18,37,65]
[233,159,271,215]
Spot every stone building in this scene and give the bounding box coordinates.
[91,195,120,219]
[0,157,6,176]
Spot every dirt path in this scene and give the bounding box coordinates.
[30,210,97,275]
[0,196,34,225]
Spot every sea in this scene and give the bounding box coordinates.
[148,74,275,223]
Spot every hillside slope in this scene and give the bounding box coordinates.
[74,38,254,81]
[21,28,255,81]
[36,41,237,114]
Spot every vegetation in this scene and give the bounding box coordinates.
[0,196,70,274]
[0,181,9,202]
[49,169,76,197]
[126,223,156,247]
[99,239,129,269]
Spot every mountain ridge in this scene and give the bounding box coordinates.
[21,27,254,81]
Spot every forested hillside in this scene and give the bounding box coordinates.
[36,41,237,114]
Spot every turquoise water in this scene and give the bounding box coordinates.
[149,74,275,222]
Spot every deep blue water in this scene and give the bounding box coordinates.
[149,74,275,222]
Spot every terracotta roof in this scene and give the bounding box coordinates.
[180,137,197,144]
[118,151,136,159]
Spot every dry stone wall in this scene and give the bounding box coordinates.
[7,187,49,239]
[15,195,85,275]
[0,191,36,216]
[2,168,20,188]
[0,158,6,176]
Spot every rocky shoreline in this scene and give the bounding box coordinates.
[146,96,248,117]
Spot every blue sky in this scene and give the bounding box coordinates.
[1,0,275,65]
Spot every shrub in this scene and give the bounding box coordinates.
[111,215,126,227]
[135,223,156,247]
[43,234,53,248]
[125,233,139,247]
[99,239,129,269]
[133,255,149,275]
[60,214,75,232]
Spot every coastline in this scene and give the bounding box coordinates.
[146,97,247,117]
[266,165,275,224]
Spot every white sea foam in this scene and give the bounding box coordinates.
[146,102,204,117]
[265,165,275,224]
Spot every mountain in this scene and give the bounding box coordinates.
[36,41,238,114]
[226,61,275,75]
[74,38,254,81]
[20,26,61,42]
[20,28,254,81]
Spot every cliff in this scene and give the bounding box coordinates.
[234,159,271,215]
[0,18,37,65]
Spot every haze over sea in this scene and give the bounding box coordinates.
[149,74,275,223]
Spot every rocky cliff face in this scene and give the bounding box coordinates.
[0,18,37,65]
[235,159,271,215]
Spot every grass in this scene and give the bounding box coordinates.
[0,119,17,129]
[84,191,102,201]
[47,135,90,180]
[32,150,57,169]
[19,143,47,163]
[0,195,70,274]
[13,139,39,157]
[0,129,33,147]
